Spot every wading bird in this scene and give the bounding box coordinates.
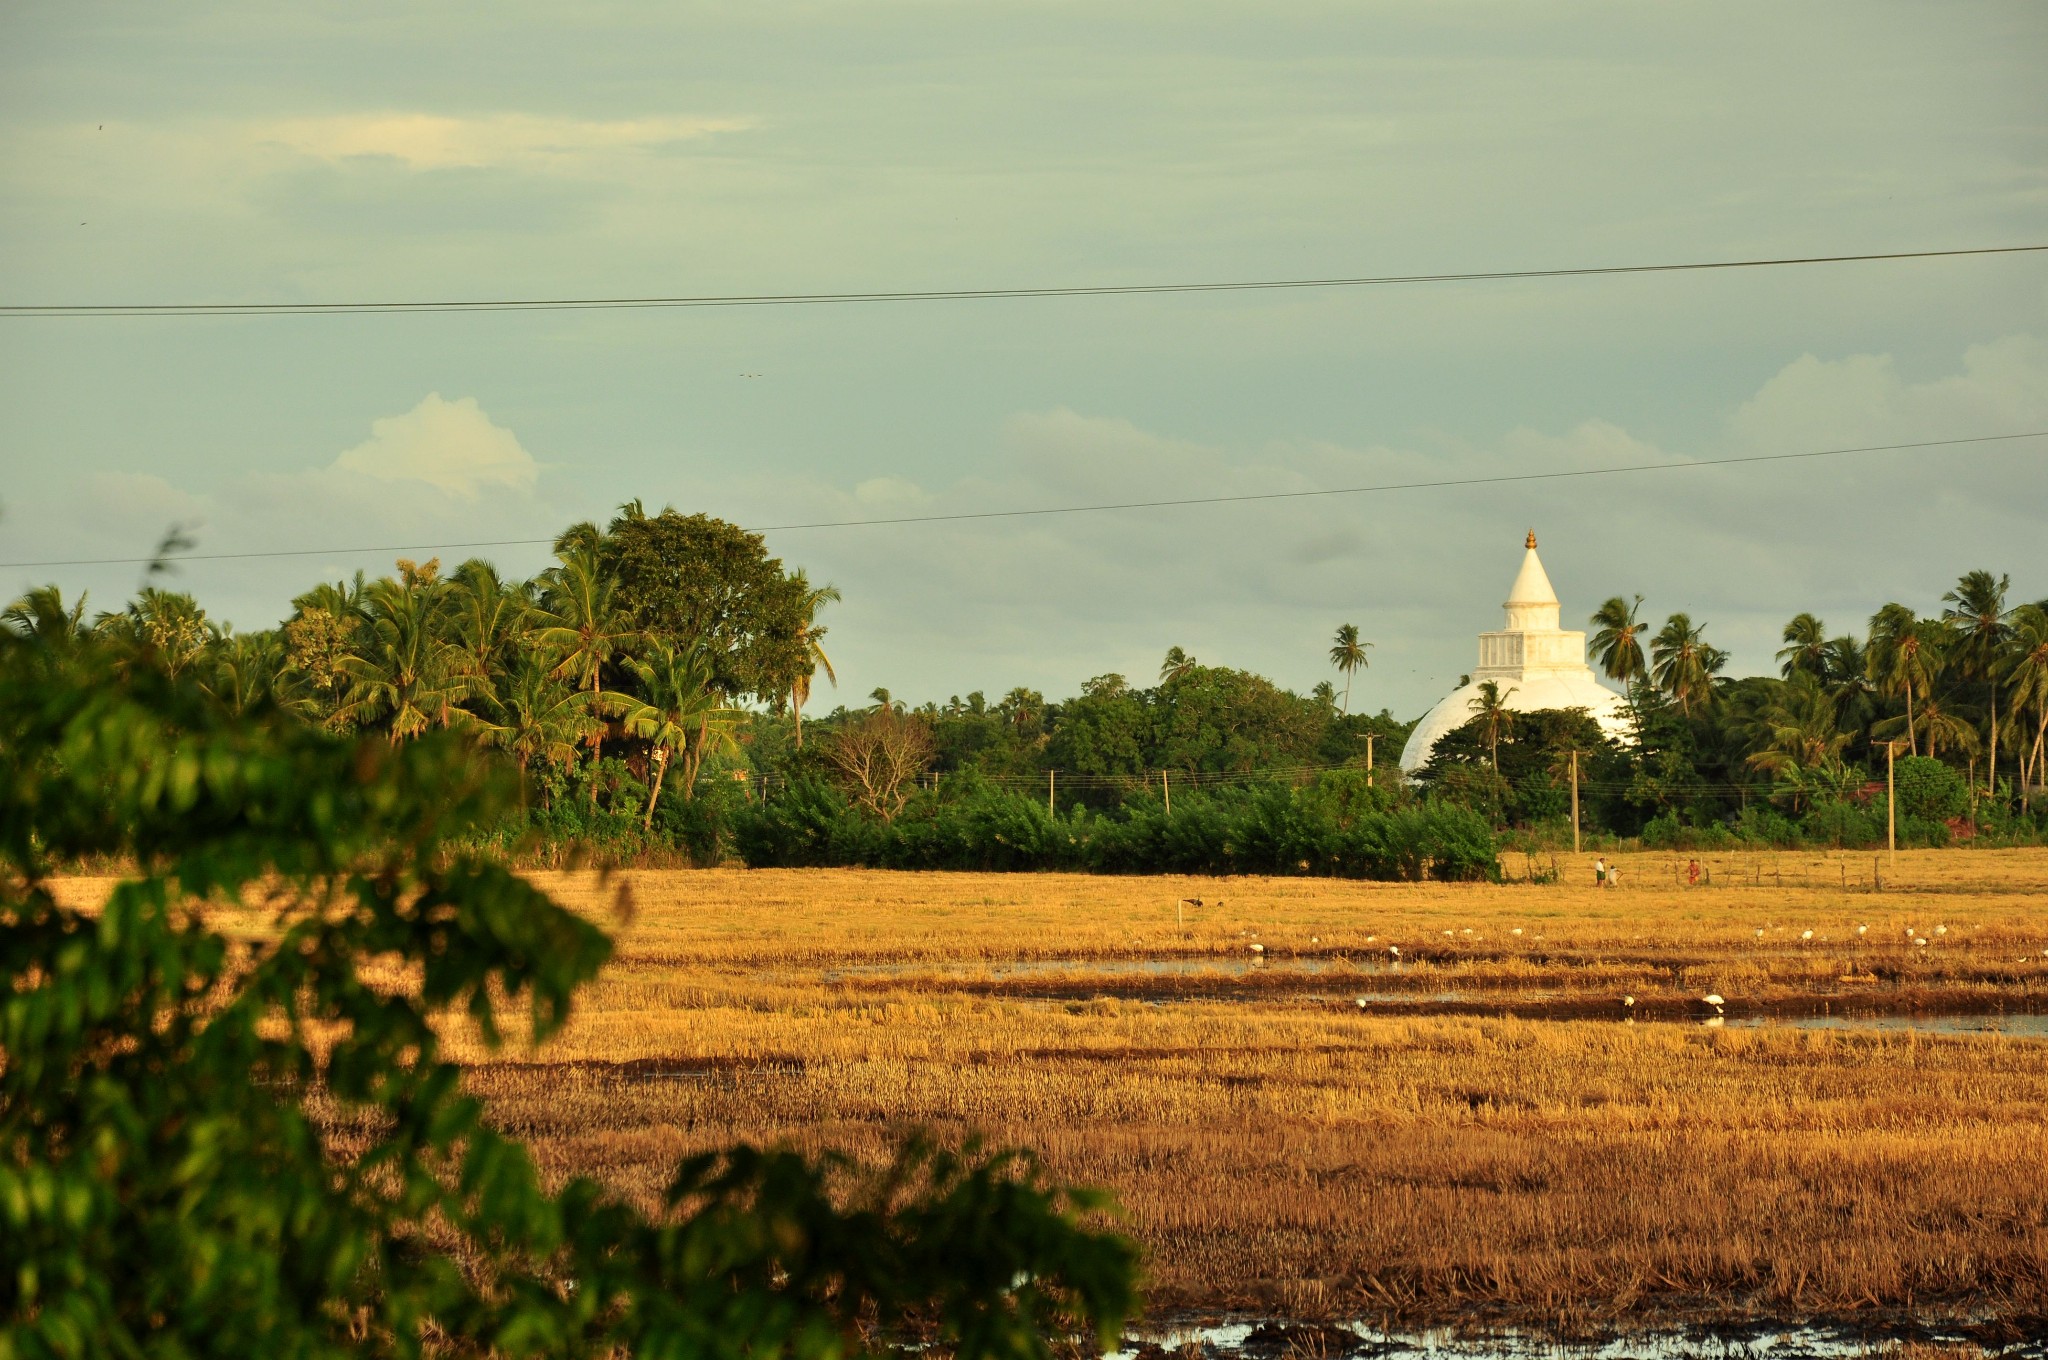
[1703,993,1726,1016]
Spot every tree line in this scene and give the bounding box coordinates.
[1414,573,2048,849]
[7,507,2041,860]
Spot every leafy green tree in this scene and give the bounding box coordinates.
[1327,624,1371,714]
[1149,665,1322,775]
[1045,678,1149,789]
[1589,595,1648,686]
[1942,569,2014,793]
[602,502,807,703]
[0,628,1137,1359]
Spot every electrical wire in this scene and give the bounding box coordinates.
[3,244,2042,319]
[5,428,2042,571]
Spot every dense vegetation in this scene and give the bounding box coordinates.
[0,618,1136,1357]
[1417,581,2048,850]
[6,504,2043,863]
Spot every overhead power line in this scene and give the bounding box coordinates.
[4,429,2042,571]
[2,244,2043,319]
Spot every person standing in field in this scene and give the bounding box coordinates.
[1687,858,1701,887]
[1608,863,1621,890]
[1594,857,1607,888]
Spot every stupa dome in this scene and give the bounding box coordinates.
[1398,531,1631,774]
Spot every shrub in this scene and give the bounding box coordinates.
[1894,755,1968,822]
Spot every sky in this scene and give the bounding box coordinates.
[3,1,2045,718]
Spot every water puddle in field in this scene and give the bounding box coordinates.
[823,957,1362,981]
[1107,1318,2045,1359]
[1723,1012,2048,1038]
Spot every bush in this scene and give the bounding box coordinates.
[730,772,1498,881]
[1,634,1136,1356]
[1800,797,1883,848]
[1894,755,1968,822]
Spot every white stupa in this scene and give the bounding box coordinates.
[1398,531,1631,775]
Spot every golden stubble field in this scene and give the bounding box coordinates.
[446,849,2048,1333]
[56,849,2048,1333]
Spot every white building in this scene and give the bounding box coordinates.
[1398,531,1632,775]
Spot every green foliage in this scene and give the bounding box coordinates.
[731,772,1498,881]
[602,502,808,705]
[0,640,1136,1357]
[1892,754,1969,823]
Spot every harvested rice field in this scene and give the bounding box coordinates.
[451,849,2048,1338]
[54,849,2048,1342]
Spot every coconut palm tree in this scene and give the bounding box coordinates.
[1867,604,1943,757]
[622,639,738,825]
[1159,647,1197,685]
[1776,613,1829,681]
[1742,674,1849,792]
[1821,635,1877,742]
[1468,680,1517,770]
[2,585,90,650]
[1909,696,1980,764]
[2000,604,2048,808]
[535,546,641,804]
[1328,624,1371,715]
[332,577,475,743]
[1589,596,1648,687]
[446,559,531,697]
[96,587,213,678]
[206,629,285,717]
[1650,613,1719,717]
[1942,570,2013,794]
[788,572,841,750]
[475,657,600,801]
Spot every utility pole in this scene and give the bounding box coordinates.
[1048,769,1056,817]
[1162,769,1171,814]
[1886,740,1898,866]
[1570,749,1581,855]
[1366,733,1375,787]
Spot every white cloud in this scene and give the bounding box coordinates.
[257,112,753,170]
[331,394,539,498]
[1729,334,2048,452]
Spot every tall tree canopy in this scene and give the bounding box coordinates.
[602,502,808,703]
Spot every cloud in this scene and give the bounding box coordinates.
[1729,334,2048,451]
[258,112,754,170]
[331,394,539,498]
